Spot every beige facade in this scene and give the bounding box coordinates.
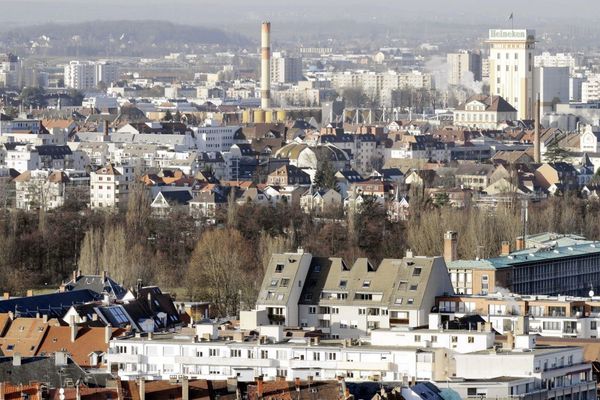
[488,29,535,120]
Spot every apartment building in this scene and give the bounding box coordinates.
[435,293,600,340]
[450,345,595,400]
[107,323,493,383]
[447,50,482,86]
[89,164,134,209]
[255,251,454,338]
[14,170,69,210]
[271,52,303,84]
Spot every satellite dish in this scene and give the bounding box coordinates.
[590,290,595,297]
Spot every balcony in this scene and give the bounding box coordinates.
[390,318,409,325]
[174,356,277,368]
[108,353,145,364]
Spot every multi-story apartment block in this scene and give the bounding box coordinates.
[64,60,119,90]
[89,164,133,209]
[449,345,595,400]
[255,250,454,338]
[64,61,96,90]
[435,293,600,340]
[107,322,495,383]
[534,52,579,72]
[193,125,243,153]
[447,50,482,86]
[488,29,536,120]
[271,52,303,84]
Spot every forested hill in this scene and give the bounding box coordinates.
[0,20,251,57]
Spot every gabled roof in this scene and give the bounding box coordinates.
[456,95,517,113]
[64,274,128,300]
[154,191,193,206]
[36,326,126,367]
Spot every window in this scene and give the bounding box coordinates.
[362,280,371,288]
[395,298,403,305]
[468,336,474,343]
[261,350,269,359]
[409,284,418,291]
[358,308,366,315]
[275,263,284,273]
[591,321,597,330]
[327,352,337,361]
[312,352,320,361]
[270,279,278,287]
[313,264,321,273]
[407,298,414,305]
[209,348,220,357]
[231,349,241,357]
[309,306,317,314]
[280,278,290,287]
[451,336,458,343]
[412,267,422,276]
[431,335,437,343]
[414,335,421,342]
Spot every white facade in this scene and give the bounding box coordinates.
[454,347,595,400]
[64,60,119,90]
[89,165,134,209]
[193,125,241,153]
[14,170,67,210]
[4,144,40,172]
[64,61,96,90]
[488,29,536,120]
[581,75,600,103]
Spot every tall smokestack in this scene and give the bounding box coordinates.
[261,22,271,110]
[534,93,541,163]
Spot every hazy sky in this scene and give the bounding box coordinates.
[0,0,598,28]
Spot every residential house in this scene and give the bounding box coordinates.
[266,165,311,186]
[14,170,69,210]
[299,189,342,214]
[455,163,495,190]
[453,95,518,130]
[89,164,134,209]
[534,162,579,193]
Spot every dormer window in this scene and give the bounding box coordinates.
[339,280,347,289]
[275,263,284,273]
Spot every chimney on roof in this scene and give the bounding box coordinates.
[12,353,21,366]
[182,376,189,400]
[102,270,107,280]
[3,292,9,300]
[501,241,511,256]
[70,322,78,343]
[103,120,109,137]
[443,231,458,263]
[59,283,66,293]
[105,324,112,344]
[72,270,77,282]
[256,376,264,399]
[516,237,525,251]
[138,378,145,400]
[26,289,33,297]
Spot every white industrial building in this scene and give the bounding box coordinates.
[488,29,536,120]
